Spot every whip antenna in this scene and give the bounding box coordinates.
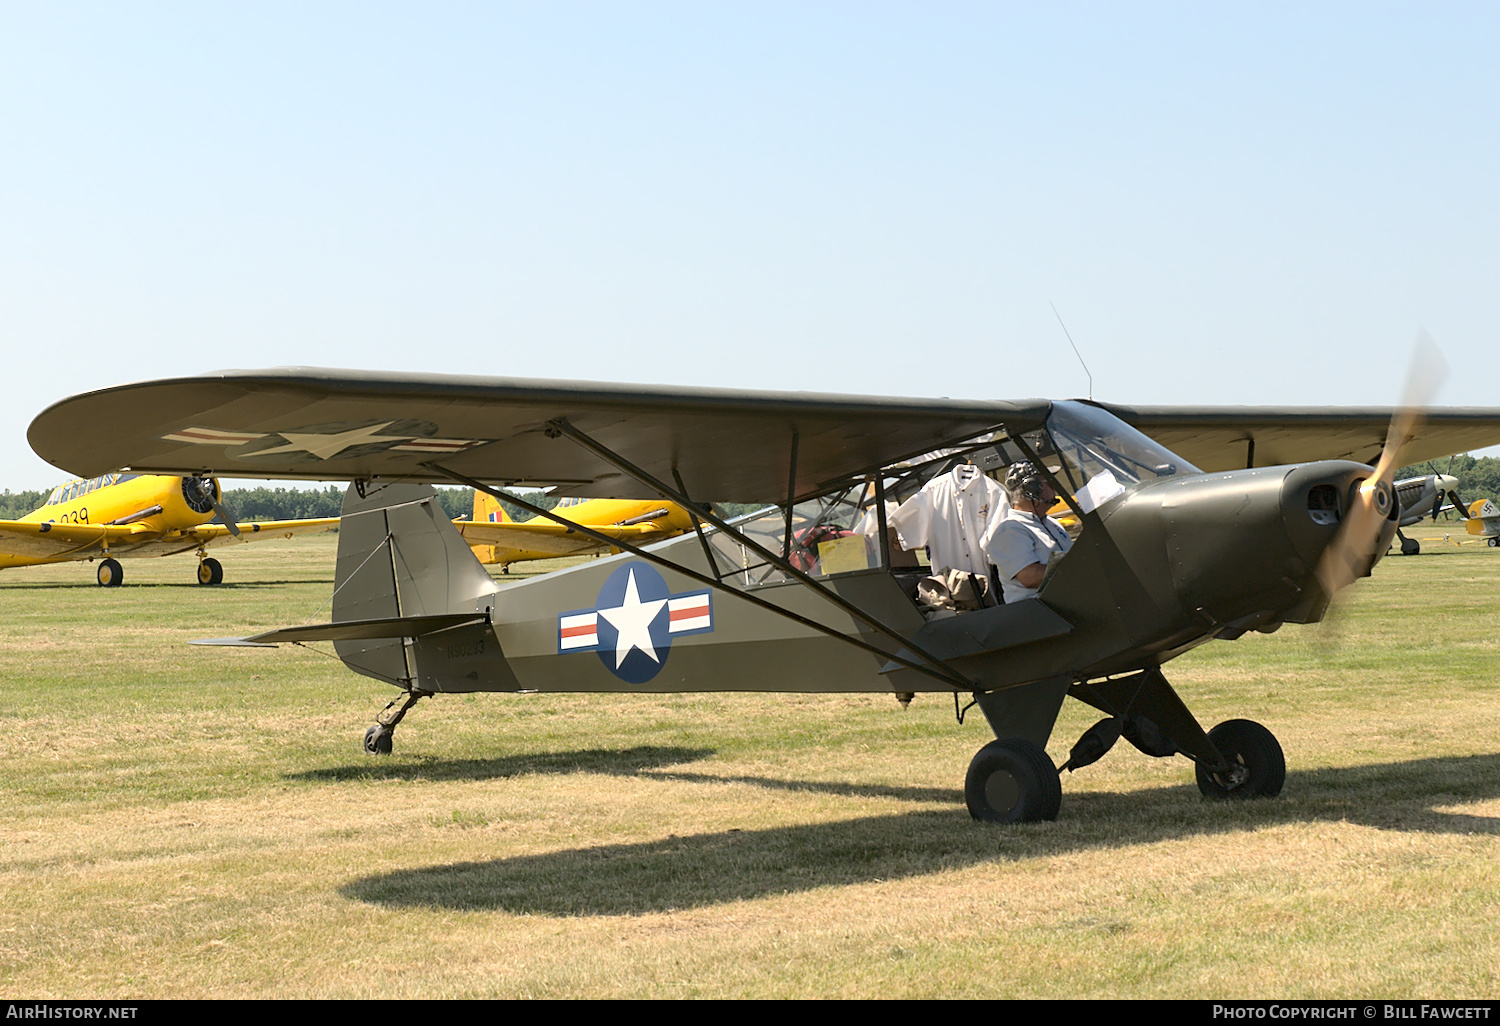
[1050,301,1093,400]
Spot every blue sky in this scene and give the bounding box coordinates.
[4,2,1498,489]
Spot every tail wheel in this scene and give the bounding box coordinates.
[964,738,1062,823]
[196,558,224,586]
[96,558,124,587]
[363,724,394,755]
[1196,719,1285,799]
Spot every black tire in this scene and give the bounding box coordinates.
[1401,536,1419,556]
[1196,718,1285,799]
[96,558,123,588]
[196,558,223,586]
[964,738,1062,823]
[1489,537,1498,548]
[363,725,393,756]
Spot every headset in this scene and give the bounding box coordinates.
[1005,461,1048,504]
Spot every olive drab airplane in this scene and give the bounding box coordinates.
[27,368,1500,823]
[0,471,337,586]
[454,490,697,569]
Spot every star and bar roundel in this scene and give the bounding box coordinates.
[557,562,713,684]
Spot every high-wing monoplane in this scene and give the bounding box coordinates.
[28,369,1500,822]
[0,471,336,586]
[454,491,697,570]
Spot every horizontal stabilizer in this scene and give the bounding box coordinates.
[194,612,489,647]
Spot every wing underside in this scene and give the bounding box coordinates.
[29,370,1043,503]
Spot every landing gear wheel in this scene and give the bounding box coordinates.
[1489,537,1498,548]
[196,558,224,586]
[1196,719,1285,799]
[96,558,123,587]
[363,724,394,755]
[1400,536,1420,556]
[964,738,1062,823]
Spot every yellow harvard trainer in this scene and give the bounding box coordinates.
[0,472,336,586]
[454,490,697,570]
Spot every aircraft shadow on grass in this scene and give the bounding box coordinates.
[290,745,717,784]
[338,749,1500,917]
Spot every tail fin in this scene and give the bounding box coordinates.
[472,489,510,523]
[333,481,499,689]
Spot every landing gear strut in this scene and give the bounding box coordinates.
[196,557,223,585]
[362,688,431,755]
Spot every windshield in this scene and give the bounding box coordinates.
[1030,401,1199,513]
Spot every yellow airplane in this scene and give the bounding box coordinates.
[0,472,336,586]
[454,491,697,570]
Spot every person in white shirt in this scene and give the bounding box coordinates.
[983,461,1073,603]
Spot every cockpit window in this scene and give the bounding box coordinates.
[1028,400,1199,512]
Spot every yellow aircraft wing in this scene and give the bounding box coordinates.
[0,520,154,559]
[0,517,337,560]
[183,517,340,546]
[454,519,678,557]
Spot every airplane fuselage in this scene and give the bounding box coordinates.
[0,474,219,569]
[330,457,1396,702]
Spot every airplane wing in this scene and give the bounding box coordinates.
[1100,404,1500,472]
[0,516,338,561]
[454,518,675,557]
[0,520,152,559]
[28,369,1500,501]
[176,517,340,548]
[28,369,1043,504]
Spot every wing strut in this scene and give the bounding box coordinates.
[425,460,977,693]
[540,418,972,682]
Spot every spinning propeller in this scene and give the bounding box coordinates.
[1315,335,1447,596]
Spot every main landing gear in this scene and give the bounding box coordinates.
[96,558,124,587]
[964,738,1062,823]
[196,557,223,585]
[1193,718,1286,799]
[362,688,431,755]
[963,668,1286,823]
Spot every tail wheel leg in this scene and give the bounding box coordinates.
[362,688,431,755]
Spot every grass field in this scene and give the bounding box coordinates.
[2,524,1498,999]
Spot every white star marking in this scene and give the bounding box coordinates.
[596,568,668,669]
[247,422,415,460]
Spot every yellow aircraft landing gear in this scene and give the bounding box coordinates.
[96,558,124,587]
[196,556,223,585]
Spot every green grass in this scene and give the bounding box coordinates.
[1,526,1498,998]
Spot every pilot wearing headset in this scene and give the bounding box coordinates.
[982,461,1074,604]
